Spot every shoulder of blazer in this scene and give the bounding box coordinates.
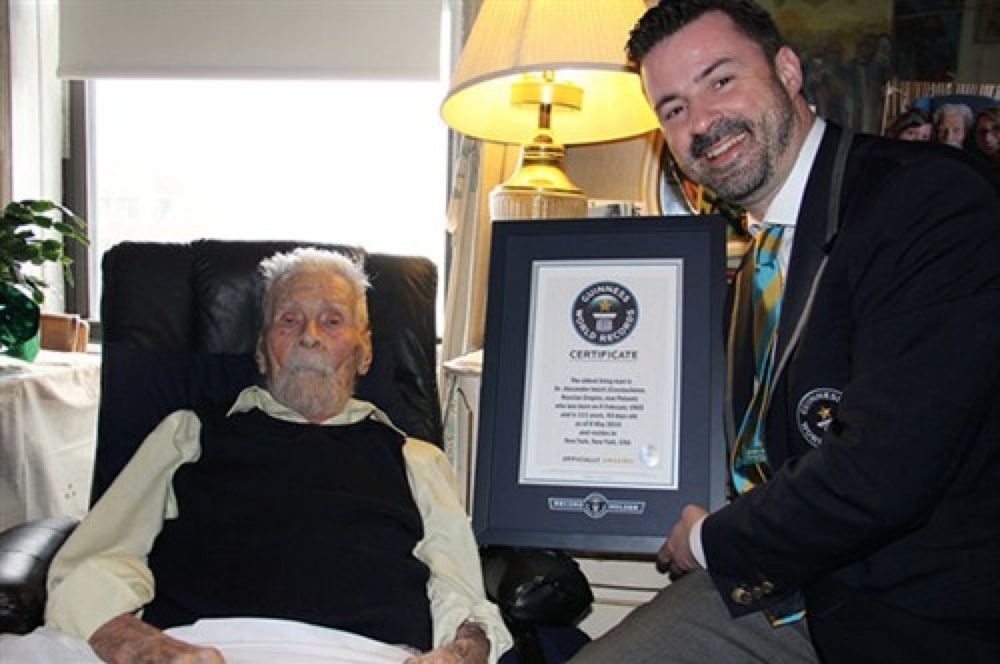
[842,133,994,208]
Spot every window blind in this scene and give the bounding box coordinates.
[58,0,442,80]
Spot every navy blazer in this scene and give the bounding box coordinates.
[704,123,1000,662]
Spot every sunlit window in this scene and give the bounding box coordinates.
[89,79,448,320]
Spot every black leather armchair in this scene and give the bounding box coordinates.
[0,239,441,634]
[0,239,591,663]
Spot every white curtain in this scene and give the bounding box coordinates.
[440,136,515,365]
[0,0,10,205]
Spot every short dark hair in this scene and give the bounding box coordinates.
[977,107,1000,125]
[887,108,931,138]
[627,0,787,66]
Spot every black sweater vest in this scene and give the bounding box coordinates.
[142,406,433,651]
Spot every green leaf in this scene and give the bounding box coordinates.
[1,199,89,305]
[25,200,56,213]
[53,221,78,236]
[4,208,34,224]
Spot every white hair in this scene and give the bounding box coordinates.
[933,103,975,130]
[258,247,370,335]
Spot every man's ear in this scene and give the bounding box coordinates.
[357,329,373,376]
[773,45,803,96]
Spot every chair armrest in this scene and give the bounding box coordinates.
[0,517,78,634]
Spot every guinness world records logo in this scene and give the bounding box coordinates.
[796,388,842,447]
[572,281,638,345]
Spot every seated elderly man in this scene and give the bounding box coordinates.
[933,102,975,149]
[38,248,510,663]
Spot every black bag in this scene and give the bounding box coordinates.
[481,546,593,626]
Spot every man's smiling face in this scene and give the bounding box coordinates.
[641,11,807,218]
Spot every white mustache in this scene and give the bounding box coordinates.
[284,351,335,375]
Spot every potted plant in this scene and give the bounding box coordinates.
[0,200,88,361]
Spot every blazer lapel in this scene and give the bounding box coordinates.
[726,251,755,443]
[773,124,843,380]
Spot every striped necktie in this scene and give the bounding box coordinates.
[731,224,786,495]
[733,224,806,627]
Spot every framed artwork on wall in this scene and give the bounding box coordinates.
[758,0,895,134]
[893,0,964,79]
[976,0,1000,44]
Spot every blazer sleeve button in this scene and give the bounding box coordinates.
[731,586,754,605]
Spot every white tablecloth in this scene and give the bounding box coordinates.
[0,350,101,531]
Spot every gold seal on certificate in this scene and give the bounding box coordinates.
[519,259,683,490]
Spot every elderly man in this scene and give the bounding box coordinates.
[33,248,510,663]
[933,102,975,149]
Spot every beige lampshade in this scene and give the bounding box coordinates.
[441,0,658,146]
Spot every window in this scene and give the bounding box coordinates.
[84,78,448,323]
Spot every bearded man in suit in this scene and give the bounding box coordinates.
[570,2,1000,663]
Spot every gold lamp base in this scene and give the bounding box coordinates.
[489,140,587,221]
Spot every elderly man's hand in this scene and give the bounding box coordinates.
[89,613,225,664]
[403,621,489,664]
[656,504,708,574]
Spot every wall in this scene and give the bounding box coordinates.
[564,133,660,213]
[958,1,1000,81]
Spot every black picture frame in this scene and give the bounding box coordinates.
[473,216,729,555]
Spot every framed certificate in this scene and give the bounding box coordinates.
[473,216,728,555]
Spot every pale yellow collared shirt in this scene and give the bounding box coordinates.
[45,387,511,661]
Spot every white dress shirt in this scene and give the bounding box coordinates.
[690,117,828,568]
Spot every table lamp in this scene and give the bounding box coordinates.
[441,0,659,221]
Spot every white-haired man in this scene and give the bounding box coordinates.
[933,102,974,149]
[36,248,510,663]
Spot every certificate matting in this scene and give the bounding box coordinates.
[519,259,683,490]
[473,217,728,555]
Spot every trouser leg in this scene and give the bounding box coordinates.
[568,569,818,664]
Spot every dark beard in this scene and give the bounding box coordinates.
[684,79,797,205]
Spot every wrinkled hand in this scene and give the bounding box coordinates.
[89,612,225,664]
[403,622,489,664]
[656,504,708,575]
